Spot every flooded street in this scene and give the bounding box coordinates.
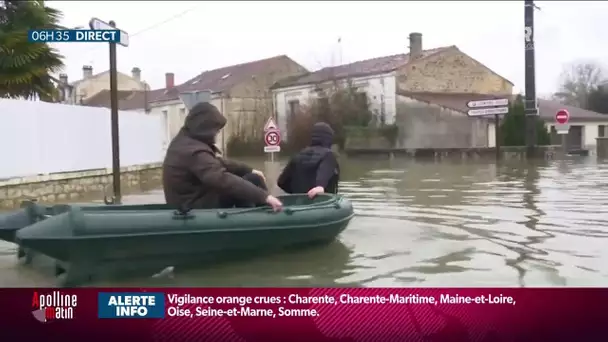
[1,156,608,287]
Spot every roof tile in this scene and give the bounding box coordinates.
[272,47,451,89]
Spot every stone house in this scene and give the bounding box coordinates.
[115,55,308,155]
[271,32,514,147]
[57,65,149,105]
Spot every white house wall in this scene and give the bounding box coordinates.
[272,73,397,140]
[546,121,608,153]
[487,120,608,152]
[149,96,226,154]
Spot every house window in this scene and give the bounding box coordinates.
[380,94,386,125]
[598,125,606,138]
[162,110,169,142]
[318,97,330,111]
[355,92,368,110]
[288,100,299,120]
[317,97,331,121]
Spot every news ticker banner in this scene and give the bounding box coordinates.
[3,288,608,341]
[28,29,121,43]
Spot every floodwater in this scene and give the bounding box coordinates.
[1,156,608,287]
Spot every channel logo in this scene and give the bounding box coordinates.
[98,292,165,319]
[31,290,78,323]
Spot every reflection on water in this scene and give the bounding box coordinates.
[1,156,608,287]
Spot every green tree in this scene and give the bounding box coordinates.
[287,81,373,150]
[587,86,608,114]
[500,95,550,146]
[0,1,65,100]
[552,62,605,108]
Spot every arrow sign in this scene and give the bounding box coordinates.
[264,117,278,131]
[467,107,510,116]
[89,18,129,47]
[179,91,211,111]
[467,98,509,108]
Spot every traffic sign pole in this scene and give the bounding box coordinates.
[89,18,129,204]
[466,98,510,161]
[555,109,571,155]
[263,117,281,163]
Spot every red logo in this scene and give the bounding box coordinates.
[31,291,77,323]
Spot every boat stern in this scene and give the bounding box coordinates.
[0,201,49,243]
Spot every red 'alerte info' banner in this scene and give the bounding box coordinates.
[2,288,607,341]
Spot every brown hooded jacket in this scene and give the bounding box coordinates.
[162,102,268,210]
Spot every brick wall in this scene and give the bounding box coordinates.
[0,164,162,210]
[396,47,513,95]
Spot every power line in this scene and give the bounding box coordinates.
[130,7,199,38]
[76,6,199,60]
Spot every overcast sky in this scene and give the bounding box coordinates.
[49,1,608,96]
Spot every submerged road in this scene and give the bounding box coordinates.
[1,156,607,287]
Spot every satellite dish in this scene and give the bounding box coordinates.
[179,91,212,111]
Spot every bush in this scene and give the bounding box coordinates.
[500,95,550,146]
[286,80,378,150]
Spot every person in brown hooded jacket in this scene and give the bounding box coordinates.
[162,102,283,211]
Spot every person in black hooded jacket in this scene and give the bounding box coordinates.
[277,122,339,198]
[162,102,283,211]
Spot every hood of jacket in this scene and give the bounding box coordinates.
[182,102,226,146]
[310,122,334,148]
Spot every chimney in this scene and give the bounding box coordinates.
[82,65,93,79]
[59,73,68,84]
[131,67,141,82]
[165,72,175,89]
[409,32,423,60]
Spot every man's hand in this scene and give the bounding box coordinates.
[307,186,325,199]
[265,195,283,212]
[252,169,266,182]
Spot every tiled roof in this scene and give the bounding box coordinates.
[82,89,150,111]
[271,47,452,89]
[150,55,299,103]
[537,98,608,121]
[397,91,608,121]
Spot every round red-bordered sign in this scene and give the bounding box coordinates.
[555,109,570,124]
[264,130,281,146]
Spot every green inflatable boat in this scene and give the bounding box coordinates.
[0,194,354,286]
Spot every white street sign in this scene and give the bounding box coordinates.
[264,145,281,153]
[89,18,129,47]
[467,98,509,108]
[264,117,278,131]
[555,123,570,135]
[467,107,509,116]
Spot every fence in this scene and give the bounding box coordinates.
[0,99,165,179]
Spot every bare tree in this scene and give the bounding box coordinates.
[553,61,605,108]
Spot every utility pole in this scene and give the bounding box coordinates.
[524,0,538,157]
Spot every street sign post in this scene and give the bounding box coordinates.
[555,109,570,125]
[466,98,509,108]
[555,109,571,155]
[466,107,510,116]
[263,118,281,161]
[89,18,130,204]
[89,18,129,47]
[466,98,510,160]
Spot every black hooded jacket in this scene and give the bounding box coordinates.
[277,122,340,194]
[162,102,268,210]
